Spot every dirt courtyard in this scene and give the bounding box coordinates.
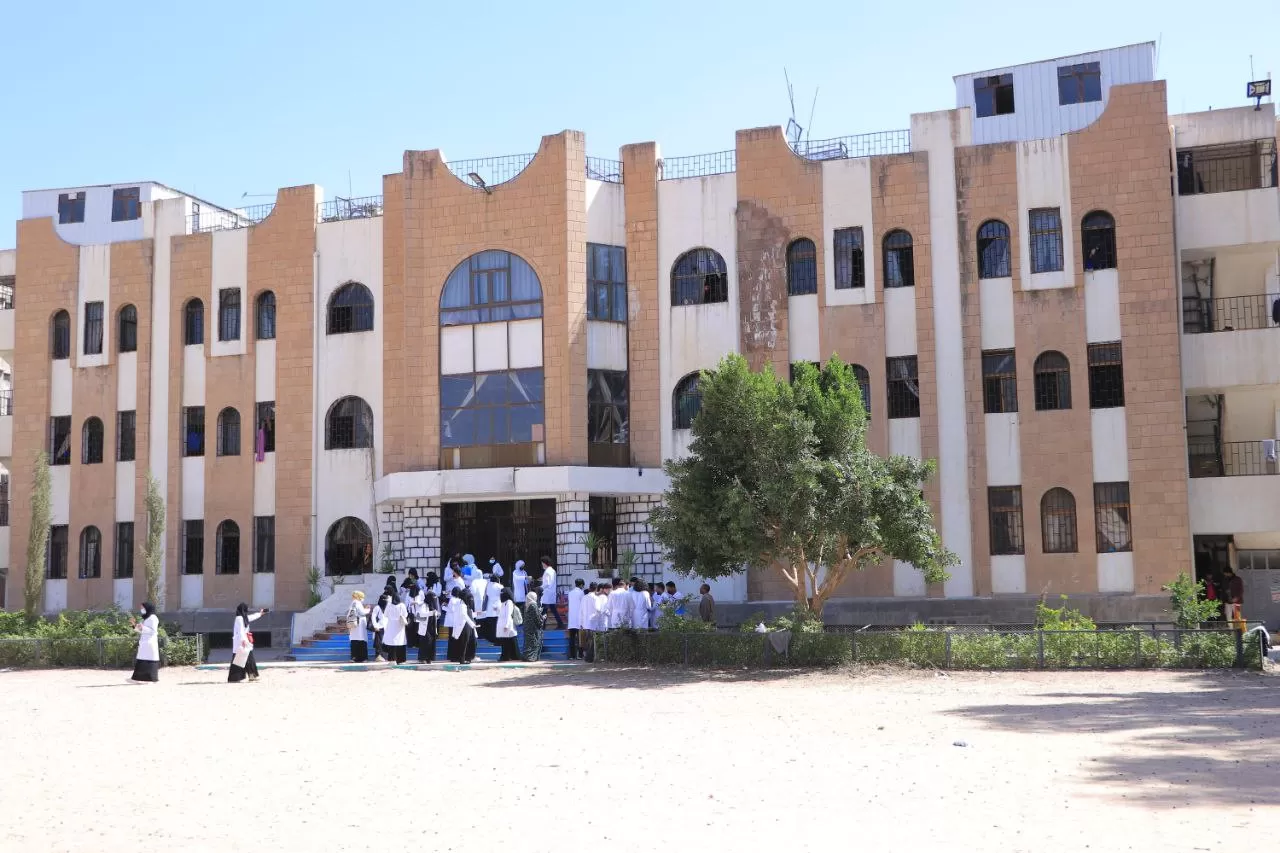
[0,664,1276,852]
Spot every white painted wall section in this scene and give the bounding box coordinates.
[821,157,876,306]
[50,361,72,416]
[1016,138,1075,291]
[50,467,70,524]
[979,278,1015,349]
[116,352,137,411]
[985,413,1021,486]
[1097,551,1134,593]
[787,295,820,363]
[585,180,626,246]
[1084,269,1121,342]
[76,244,110,368]
[113,579,132,609]
[1190,476,1280,534]
[115,461,135,522]
[888,418,921,459]
[1090,408,1129,482]
[1177,189,1280,252]
[44,580,67,613]
[253,453,277,517]
[508,320,542,369]
[210,228,248,357]
[586,321,627,371]
[182,346,205,405]
[180,574,203,609]
[255,340,276,402]
[990,555,1027,594]
[252,573,275,609]
[883,288,917,356]
[181,458,204,520]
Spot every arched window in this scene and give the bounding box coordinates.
[1033,352,1072,411]
[78,526,101,579]
[255,291,276,340]
[1041,488,1077,554]
[81,417,104,464]
[1081,211,1116,271]
[786,238,817,296]
[325,516,372,576]
[326,396,373,449]
[440,251,543,326]
[118,304,138,353]
[51,310,71,360]
[852,364,872,416]
[882,230,915,288]
[671,249,728,306]
[327,282,374,334]
[216,407,241,456]
[215,520,240,574]
[183,298,204,346]
[976,220,1011,279]
[672,373,702,430]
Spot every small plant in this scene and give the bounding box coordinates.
[305,567,323,608]
[616,549,636,582]
[380,543,396,574]
[1163,572,1221,629]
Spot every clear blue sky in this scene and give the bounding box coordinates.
[2,1,1274,247]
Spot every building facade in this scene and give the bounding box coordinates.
[2,42,1278,630]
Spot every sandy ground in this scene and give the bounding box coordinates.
[1,664,1277,852]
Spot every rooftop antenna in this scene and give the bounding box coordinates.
[784,69,803,151]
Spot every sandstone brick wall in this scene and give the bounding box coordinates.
[621,143,661,468]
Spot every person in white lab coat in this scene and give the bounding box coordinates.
[650,584,668,631]
[446,588,477,664]
[512,560,529,604]
[382,592,410,665]
[583,584,610,662]
[346,590,370,663]
[539,557,565,629]
[495,589,520,661]
[478,573,503,644]
[608,578,632,630]
[370,594,389,661]
[416,589,440,663]
[129,601,161,683]
[462,554,480,583]
[566,578,586,659]
[628,578,652,632]
[228,603,267,683]
[469,572,491,636]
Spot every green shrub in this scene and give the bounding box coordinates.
[0,608,203,669]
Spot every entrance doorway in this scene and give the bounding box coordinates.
[440,499,557,578]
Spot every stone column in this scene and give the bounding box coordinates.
[399,499,441,575]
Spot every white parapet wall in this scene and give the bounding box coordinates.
[289,574,396,646]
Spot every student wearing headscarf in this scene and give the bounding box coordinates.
[478,571,504,644]
[488,556,505,583]
[521,584,545,662]
[129,602,161,683]
[462,554,480,583]
[446,588,477,664]
[228,603,267,683]
[370,594,389,661]
[469,571,490,635]
[416,587,440,663]
[382,591,410,665]
[512,560,529,604]
[496,589,520,661]
[347,590,370,663]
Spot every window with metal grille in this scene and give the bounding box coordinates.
[49,416,71,466]
[671,248,728,306]
[1087,342,1124,408]
[974,74,1015,117]
[46,525,68,579]
[217,407,240,456]
[886,356,920,419]
[833,227,865,289]
[988,486,1024,555]
[114,522,134,579]
[1081,211,1116,271]
[1094,481,1132,553]
[441,371,544,451]
[325,517,372,576]
[256,402,275,455]
[84,301,104,355]
[183,406,205,457]
[882,230,915,288]
[117,410,136,462]
[327,282,375,333]
[183,299,204,345]
[216,520,240,574]
[255,291,276,340]
[111,187,141,222]
[0,275,13,310]
[1057,62,1101,105]
[1033,351,1072,411]
[218,288,241,341]
[587,244,627,322]
[1029,208,1063,273]
[787,238,818,296]
[440,251,542,326]
[852,364,871,416]
[51,310,70,359]
[672,373,702,429]
[58,192,85,224]
[182,520,204,575]
[118,304,137,353]
[588,369,629,446]
[253,516,275,573]
[588,496,618,567]
[1040,487,1077,554]
[82,417,104,464]
[977,220,1011,279]
[326,396,373,449]
[78,526,101,579]
[981,350,1018,414]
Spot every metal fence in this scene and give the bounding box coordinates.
[586,157,623,183]
[594,628,1264,670]
[446,153,536,188]
[1177,139,1277,195]
[1183,293,1279,333]
[793,129,911,161]
[0,635,204,668]
[189,204,275,234]
[0,388,11,416]
[319,195,384,222]
[659,150,737,180]
[1187,438,1278,478]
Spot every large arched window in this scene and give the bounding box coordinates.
[787,238,817,296]
[977,220,1011,279]
[51,310,71,360]
[1081,210,1116,271]
[118,304,138,353]
[183,298,204,345]
[1033,352,1072,411]
[671,248,728,306]
[326,396,373,449]
[216,407,241,456]
[1041,488,1078,554]
[672,373,702,430]
[440,251,543,326]
[325,517,372,576]
[216,520,240,574]
[82,417,104,464]
[255,291,276,340]
[852,364,872,416]
[882,230,915,288]
[327,282,374,334]
[78,526,101,579]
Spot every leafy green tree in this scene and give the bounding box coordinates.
[24,452,51,623]
[651,355,955,618]
[143,472,166,609]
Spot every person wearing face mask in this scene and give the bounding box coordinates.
[129,602,161,683]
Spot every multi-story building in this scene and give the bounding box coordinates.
[2,41,1277,635]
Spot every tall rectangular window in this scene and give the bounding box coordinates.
[58,192,86,224]
[981,350,1018,414]
[1094,482,1132,553]
[49,416,72,466]
[254,516,275,574]
[255,402,275,456]
[586,243,627,322]
[46,525,69,579]
[588,369,629,466]
[111,187,141,222]
[183,406,205,457]
[1058,62,1102,105]
[988,486,1024,556]
[974,74,1015,117]
[886,356,920,419]
[182,520,204,575]
[833,227,865,289]
[114,522,135,579]
[218,288,241,341]
[83,301,104,355]
[1087,342,1125,409]
[117,410,136,462]
[1028,208,1063,273]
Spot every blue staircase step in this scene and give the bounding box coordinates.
[288,629,575,662]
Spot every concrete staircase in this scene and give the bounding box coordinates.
[287,619,573,662]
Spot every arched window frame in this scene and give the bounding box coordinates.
[78,525,101,579]
[1033,351,1072,411]
[255,291,276,340]
[81,416,104,465]
[327,282,374,335]
[672,373,703,430]
[786,238,817,296]
[1081,210,1117,271]
[1041,487,1078,554]
[439,251,543,326]
[118,304,138,353]
[851,364,872,416]
[882,230,915,288]
[216,407,241,457]
[51,310,71,360]
[183,298,204,346]
[326,396,373,450]
[670,249,729,306]
[215,520,240,575]
[325,516,373,576]
[976,220,1011,279]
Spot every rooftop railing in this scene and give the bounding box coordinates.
[189,203,275,234]
[658,150,737,180]
[1188,438,1278,478]
[445,153,536,188]
[1183,294,1280,333]
[586,157,623,183]
[1177,139,1278,196]
[318,195,384,222]
[793,129,911,160]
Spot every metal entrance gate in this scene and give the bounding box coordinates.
[440,499,557,575]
